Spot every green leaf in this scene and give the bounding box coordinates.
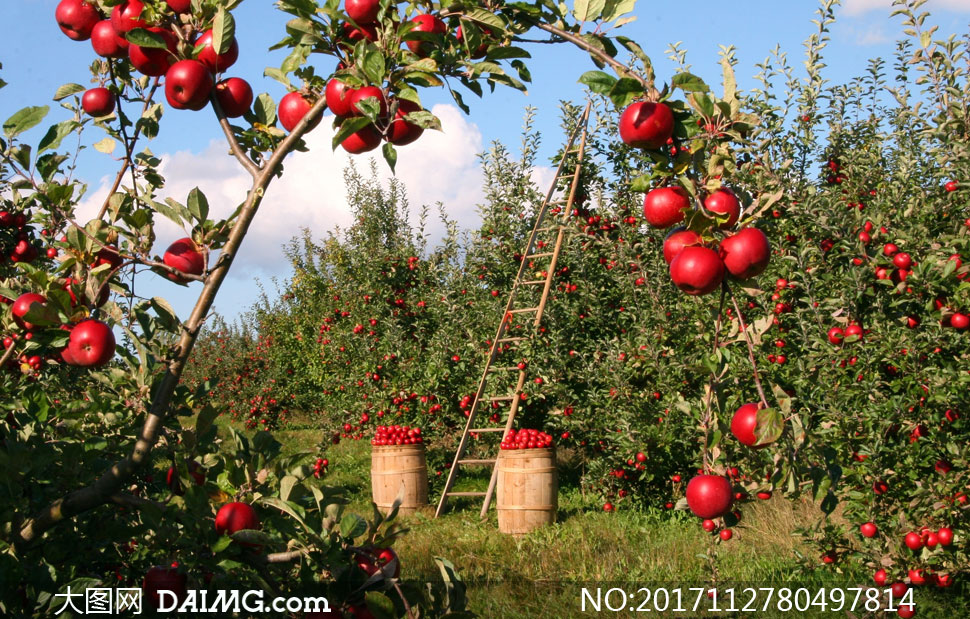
[608,77,645,107]
[339,513,367,539]
[603,0,636,21]
[671,72,710,93]
[36,153,68,183]
[365,592,396,619]
[187,187,210,222]
[212,8,236,56]
[150,297,180,331]
[754,407,783,446]
[361,47,385,85]
[573,0,605,22]
[196,403,219,438]
[578,70,617,95]
[253,93,277,126]
[93,137,116,154]
[331,117,372,150]
[382,142,397,174]
[126,28,168,49]
[629,173,653,193]
[53,83,86,102]
[4,105,49,138]
[485,46,531,60]
[280,475,298,502]
[38,121,78,154]
[462,9,507,30]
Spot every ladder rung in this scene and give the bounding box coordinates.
[489,366,521,371]
[489,395,516,401]
[521,280,546,285]
[447,491,487,497]
[470,428,506,433]
[497,337,527,343]
[527,252,555,258]
[509,307,539,314]
[458,459,496,465]
[536,226,562,233]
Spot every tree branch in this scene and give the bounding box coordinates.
[210,93,261,178]
[728,285,769,408]
[17,97,329,546]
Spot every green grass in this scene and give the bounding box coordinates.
[228,422,967,617]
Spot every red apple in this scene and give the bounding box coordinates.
[165,60,214,111]
[279,92,321,132]
[355,546,400,578]
[891,582,908,598]
[163,237,204,283]
[345,0,380,24]
[341,125,382,154]
[662,228,702,264]
[904,531,923,551]
[325,78,356,117]
[730,403,769,448]
[166,0,192,13]
[56,0,101,41]
[456,25,491,58]
[195,29,239,73]
[90,20,128,58]
[386,100,424,146]
[128,27,177,76]
[949,312,968,330]
[342,21,378,44]
[12,293,48,332]
[701,519,716,532]
[719,529,733,541]
[937,527,953,546]
[143,566,187,610]
[214,77,253,118]
[82,88,116,117]
[945,180,958,192]
[860,522,877,538]
[643,186,690,229]
[874,569,888,586]
[704,188,740,228]
[618,101,674,150]
[214,502,260,535]
[719,228,770,279]
[893,252,912,269]
[883,242,899,257]
[669,246,725,296]
[406,14,447,56]
[348,86,388,117]
[827,326,844,345]
[685,474,733,519]
[68,319,116,368]
[166,460,205,495]
[844,324,863,341]
[110,0,148,34]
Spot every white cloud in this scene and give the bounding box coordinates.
[78,104,488,277]
[852,23,891,45]
[842,0,970,16]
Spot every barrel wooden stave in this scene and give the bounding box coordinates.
[371,444,429,515]
[496,447,558,535]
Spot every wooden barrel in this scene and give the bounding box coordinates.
[496,448,558,535]
[371,444,429,515]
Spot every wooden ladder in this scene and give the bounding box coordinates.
[435,102,592,519]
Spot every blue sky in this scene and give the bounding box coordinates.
[3,0,970,321]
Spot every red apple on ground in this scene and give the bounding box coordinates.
[165,60,214,111]
[345,0,380,24]
[685,474,733,519]
[82,88,116,117]
[214,502,260,536]
[111,0,148,34]
[143,566,187,610]
[874,569,888,586]
[945,180,958,192]
[643,186,690,229]
[12,293,48,331]
[56,0,101,41]
[704,188,741,228]
[719,228,770,279]
[719,529,733,541]
[663,228,702,264]
[386,100,424,146]
[128,27,177,76]
[341,125,382,154]
[214,77,253,118]
[860,522,877,538]
[278,92,321,132]
[904,531,923,551]
[406,14,447,56]
[893,252,912,269]
[163,237,204,283]
[67,319,116,368]
[937,527,953,546]
[669,246,725,296]
[618,101,674,150]
[730,403,769,448]
[326,78,356,117]
[90,20,128,58]
[195,29,239,72]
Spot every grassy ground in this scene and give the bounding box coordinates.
[255,424,965,617]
